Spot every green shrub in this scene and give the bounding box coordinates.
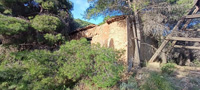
[193,60,200,67]
[31,15,62,32]
[34,0,73,13]
[57,38,93,81]
[57,38,124,88]
[89,46,123,87]
[0,38,123,89]
[0,14,29,35]
[161,63,176,75]
[44,33,65,45]
[120,77,139,90]
[35,0,43,3]
[0,50,59,90]
[42,1,55,10]
[141,72,174,90]
[3,9,12,15]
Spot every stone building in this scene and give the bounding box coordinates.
[70,16,157,68]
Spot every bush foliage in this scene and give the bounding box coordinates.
[31,15,62,32]
[0,38,123,89]
[192,59,200,67]
[120,76,139,90]
[0,14,29,35]
[141,72,174,90]
[57,38,124,88]
[161,63,176,75]
[42,1,55,10]
[44,33,65,45]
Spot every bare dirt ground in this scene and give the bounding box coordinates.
[142,63,200,90]
[74,63,200,90]
[169,66,200,90]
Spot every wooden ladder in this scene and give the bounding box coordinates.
[149,3,200,63]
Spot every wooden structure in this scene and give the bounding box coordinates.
[149,0,200,63]
[127,15,141,71]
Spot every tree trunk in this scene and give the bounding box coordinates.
[127,0,132,8]
[132,17,141,68]
[133,0,141,68]
[39,5,43,14]
[127,0,141,70]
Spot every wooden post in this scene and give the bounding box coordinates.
[132,0,141,68]
[131,15,140,68]
[127,16,134,72]
[185,14,200,18]
[133,3,141,49]
[169,37,200,42]
[174,45,200,50]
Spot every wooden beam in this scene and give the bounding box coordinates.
[185,29,200,31]
[149,5,198,63]
[127,16,134,72]
[166,40,177,54]
[185,14,200,19]
[131,15,140,68]
[174,45,200,50]
[169,37,200,42]
[166,6,199,57]
[148,19,184,63]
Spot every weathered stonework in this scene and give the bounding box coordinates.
[70,16,157,68]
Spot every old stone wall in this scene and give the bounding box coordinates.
[70,16,158,68]
[70,19,128,64]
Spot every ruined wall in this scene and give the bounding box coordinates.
[70,19,128,64]
[70,17,158,67]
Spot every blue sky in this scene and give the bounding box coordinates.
[70,0,103,24]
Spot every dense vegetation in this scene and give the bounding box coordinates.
[0,0,122,89]
[0,0,199,89]
[141,72,174,90]
[0,14,29,35]
[0,0,93,47]
[120,71,175,90]
[0,38,124,89]
[31,15,62,32]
